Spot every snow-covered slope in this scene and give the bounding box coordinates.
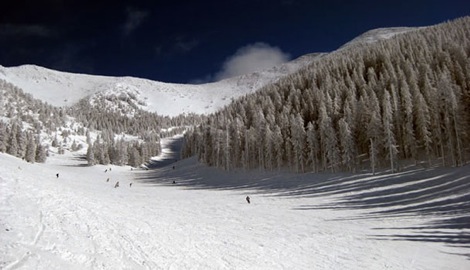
[339,27,419,50]
[1,136,468,269]
[0,53,320,117]
[0,25,420,117]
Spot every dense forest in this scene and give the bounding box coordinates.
[182,17,470,173]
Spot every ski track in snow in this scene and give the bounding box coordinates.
[1,137,469,269]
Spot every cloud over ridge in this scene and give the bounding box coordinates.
[214,42,290,81]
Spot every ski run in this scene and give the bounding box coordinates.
[1,135,469,269]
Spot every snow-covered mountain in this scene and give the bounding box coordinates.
[0,25,418,118]
[0,24,429,164]
[0,53,321,117]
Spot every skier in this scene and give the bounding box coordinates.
[246,196,251,204]
[114,181,119,188]
[56,173,59,178]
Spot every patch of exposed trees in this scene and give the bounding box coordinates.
[182,17,470,173]
[85,129,161,167]
[69,98,204,137]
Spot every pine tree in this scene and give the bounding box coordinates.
[7,129,18,157]
[35,142,47,163]
[319,104,339,172]
[25,133,37,163]
[16,125,26,159]
[71,140,79,151]
[129,147,142,168]
[290,113,306,172]
[306,121,320,173]
[382,91,398,172]
[414,91,433,164]
[368,111,381,174]
[87,144,95,166]
[338,118,356,172]
[272,125,284,170]
[0,122,6,153]
[399,77,417,161]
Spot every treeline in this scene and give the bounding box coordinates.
[69,98,204,137]
[182,17,470,173]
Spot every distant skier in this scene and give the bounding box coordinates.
[129,183,133,187]
[114,181,119,188]
[246,196,251,204]
[56,173,59,178]
[106,178,109,182]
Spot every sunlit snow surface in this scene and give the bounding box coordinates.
[1,136,469,269]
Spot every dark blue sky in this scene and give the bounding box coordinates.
[1,0,468,83]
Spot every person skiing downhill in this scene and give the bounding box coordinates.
[246,196,251,204]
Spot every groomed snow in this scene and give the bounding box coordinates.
[1,136,468,269]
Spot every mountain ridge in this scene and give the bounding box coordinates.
[0,25,418,117]
[0,53,322,117]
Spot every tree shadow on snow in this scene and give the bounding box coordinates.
[134,141,470,250]
[58,154,90,167]
[294,166,470,249]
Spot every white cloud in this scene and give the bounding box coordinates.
[214,42,290,81]
[122,8,149,36]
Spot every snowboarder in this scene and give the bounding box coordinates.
[114,181,119,188]
[246,196,251,204]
